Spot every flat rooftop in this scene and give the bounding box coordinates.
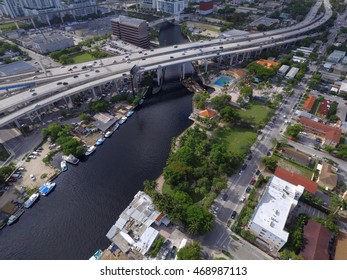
[250,176,304,241]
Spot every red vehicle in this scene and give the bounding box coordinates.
[250,178,256,185]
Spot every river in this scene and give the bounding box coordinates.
[0,23,193,260]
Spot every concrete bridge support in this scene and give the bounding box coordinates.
[156,67,163,86]
[30,18,37,29]
[14,21,20,30]
[205,59,208,73]
[59,12,65,24]
[46,14,51,26]
[181,64,186,79]
[91,87,97,98]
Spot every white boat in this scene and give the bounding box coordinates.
[95,137,105,146]
[39,182,56,196]
[60,160,67,172]
[85,145,96,156]
[126,110,134,117]
[23,193,40,208]
[7,208,25,225]
[114,122,120,130]
[104,130,113,138]
[62,154,79,165]
[118,116,127,125]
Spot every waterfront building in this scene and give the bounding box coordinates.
[199,0,213,15]
[111,16,150,48]
[156,0,184,15]
[106,191,170,257]
[248,175,304,251]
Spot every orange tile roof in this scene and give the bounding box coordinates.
[199,108,217,118]
[256,59,279,69]
[303,95,316,111]
[299,117,342,144]
[274,166,318,194]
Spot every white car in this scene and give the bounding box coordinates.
[239,196,246,203]
[30,174,36,181]
[28,155,36,159]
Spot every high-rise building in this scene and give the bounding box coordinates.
[111,16,150,48]
[65,0,96,17]
[199,0,213,15]
[156,0,184,15]
[0,0,24,18]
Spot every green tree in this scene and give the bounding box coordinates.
[79,113,89,122]
[186,204,213,235]
[177,241,201,260]
[163,161,192,186]
[285,124,304,139]
[88,100,109,113]
[210,95,231,111]
[220,105,240,124]
[0,165,15,184]
[262,157,278,172]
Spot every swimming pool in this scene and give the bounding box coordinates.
[214,76,234,87]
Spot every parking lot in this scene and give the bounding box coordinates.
[289,201,327,224]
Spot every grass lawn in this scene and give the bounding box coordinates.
[0,143,10,161]
[0,22,29,31]
[186,21,221,33]
[212,127,257,157]
[238,103,274,126]
[273,154,314,179]
[71,52,96,63]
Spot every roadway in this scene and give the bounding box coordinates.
[0,0,333,128]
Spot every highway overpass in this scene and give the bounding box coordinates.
[0,0,332,127]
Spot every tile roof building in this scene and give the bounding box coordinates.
[317,163,338,190]
[281,147,311,167]
[302,95,316,112]
[316,99,329,118]
[256,59,279,69]
[299,117,342,147]
[248,176,304,251]
[334,232,347,260]
[300,220,333,260]
[199,108,218,118]
[274,166,317,194]
[111,16,149,48]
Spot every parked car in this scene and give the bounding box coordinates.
[250,178,256,185]
[28,155,36,159]
[222,193,228,201]
[239,196,246,202]
[246,186,251,193]
[231,211,237,219]
[170,246,177,259]
[255,170,260,175]
[30,174,36,181]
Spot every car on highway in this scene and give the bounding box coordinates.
[222,193,228,201]
[31,92,37,96]
[231,211,237,219]
[57,82,62,85]
[29,88,35,92]
[246,186,251,193]
[73,75,78,78]
[63,82,68,85]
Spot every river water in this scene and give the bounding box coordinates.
[0,23,193,260]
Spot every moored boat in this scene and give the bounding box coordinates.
[62,154,79,165]
[95,137,105,146]
[139,99,144,105]
[89,249,103,260]
[114,122,120,130]
[85,145,96,156]
[7,208,25,226]
[118,116,127,125]
[23,193,40,208]
[39,182,56,196]
[60,160,67,172]
[126,110,134,117]
[105,130,113,138]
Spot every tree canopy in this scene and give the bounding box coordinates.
[177,241,201,260]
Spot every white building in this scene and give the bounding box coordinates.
[248,176,304,251]
[285,67,299,79]
[278,64,290,76]
[156,0,185,15]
